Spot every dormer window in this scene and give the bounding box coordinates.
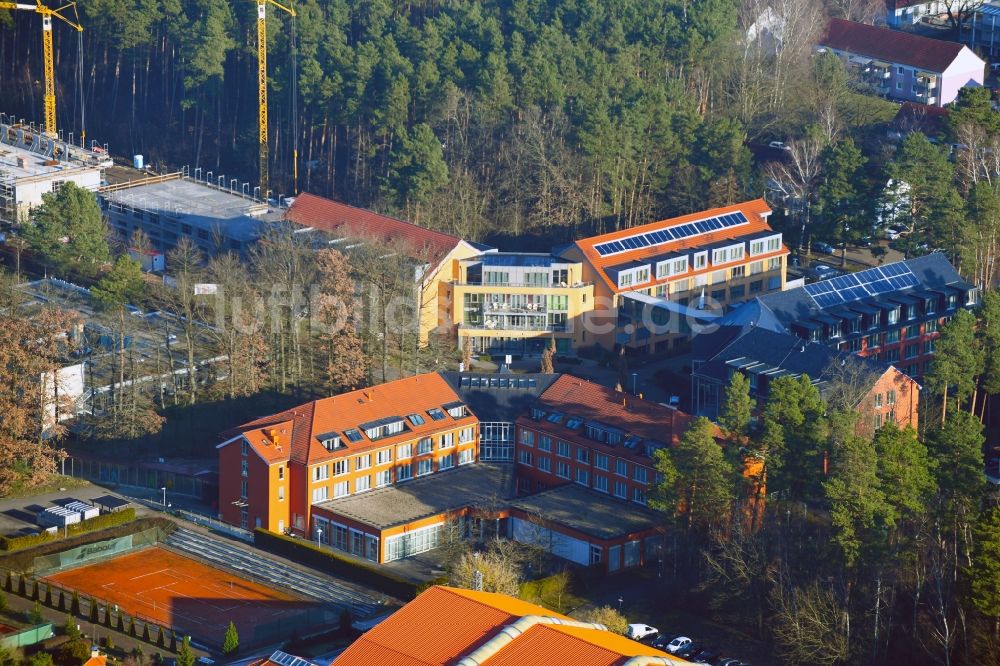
[531,407,547,420]
[360,417,406,441]
[321,436,341,451]
[443,402,467,419]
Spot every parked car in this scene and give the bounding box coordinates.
[650,634,674,650]
[691,648,722,664]
[885,224,909,240]
[668,395,680,407]
[662,636,692,654]
[626,624,659,641]
[718,659,751,666]
[810,264,840,281]
[813,241,835,254]
[675,642,704,659]
[768,140,792,151]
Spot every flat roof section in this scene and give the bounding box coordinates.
[316,463,516,531]
[509,483,663,540]
[0,142,100,180]
[101,177,283,241]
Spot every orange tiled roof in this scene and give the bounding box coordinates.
[331,586,675,666]
[527,374,697,447]
[224,373,476,465]
[285,192,462,264]
[574,199,784,292]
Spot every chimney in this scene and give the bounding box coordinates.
[16,157,25,168]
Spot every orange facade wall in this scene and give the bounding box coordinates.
[297,425,479,536]
[217,437,289,532]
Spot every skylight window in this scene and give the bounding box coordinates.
[565,417,583,429]
[427,408,446,421]
[546,412,564,424]
[408,413,426,426]
[344,429,363,443]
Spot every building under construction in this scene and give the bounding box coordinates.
[0,117,110,226]
[98,170,287,259]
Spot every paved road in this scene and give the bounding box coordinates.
[164,527,382,618]
[0,482,124,535]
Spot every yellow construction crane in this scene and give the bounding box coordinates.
[257,0,295,199]
[0,1,83,138]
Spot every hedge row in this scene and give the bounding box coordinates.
[68,508,137,536]
[0,532,56,552]
[253,528,419,599]
[0,508,137,553]
[0,516,174,573]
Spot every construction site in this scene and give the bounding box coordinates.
[0,114,110,226]
[18,277,226,417]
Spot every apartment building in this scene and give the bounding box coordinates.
[968,2,1000,61]
[819,18,984,107]
[693,327,920,436]
[216,372,479,536]
[885,0,948,27]
[514,374,695,505]
[717,254,978,381]
[447,253,594,356]
[285,192,487,346]
[559,199,788,352]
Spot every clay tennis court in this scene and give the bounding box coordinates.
[44,546,317,642]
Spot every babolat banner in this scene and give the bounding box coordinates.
[32,528,159,574]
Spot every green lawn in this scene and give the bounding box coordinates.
[2,475,90,500]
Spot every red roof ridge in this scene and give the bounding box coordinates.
[821,18,971,73]
[285,192,462,263]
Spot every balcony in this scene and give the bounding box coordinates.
[454,280,591,288]
[483,301,549,316]
[460,321,568,333]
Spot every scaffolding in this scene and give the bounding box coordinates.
[0,168,14,225]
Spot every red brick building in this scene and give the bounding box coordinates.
[514,375,694,506]
[692,326,920,436]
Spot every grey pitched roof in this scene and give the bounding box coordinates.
[695,327,883,387]
[438,372,559,423]
[738,254,967,331]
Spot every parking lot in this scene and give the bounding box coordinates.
[573,568,775,666]
[17,278,224,407]
[0,483,135,537]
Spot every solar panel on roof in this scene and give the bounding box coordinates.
[881,263,906,277]
[814,293,843,308]
[588,209,750,256]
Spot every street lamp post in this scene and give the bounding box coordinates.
[618,596,624,612]
[316,528,323,549]
[631,372,638,395]
[160,487,167,508]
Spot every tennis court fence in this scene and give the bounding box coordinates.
[31,527,163,576]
